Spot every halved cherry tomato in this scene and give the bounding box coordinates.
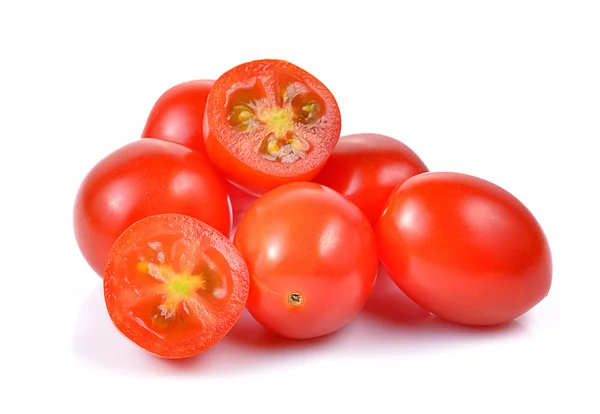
[104,213,249,359]
[141,79,214,155]
[204,59,342,196]
[313,133,428,227]
[233,182,378,339]
[73,139,231,277]
[376,172,552,326]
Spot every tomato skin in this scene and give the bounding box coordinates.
[141,79,214,155]
[104,214,249,359]
[376,172,552,326]
[225,182,258,236]
[313,133,428,227]
[233,182,378,339]
[73,139,231,277]
[203,59,342,196]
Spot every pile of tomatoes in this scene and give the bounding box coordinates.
[73,59,552,359]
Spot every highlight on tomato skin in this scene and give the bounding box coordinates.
[141,79,214,156]
[313,133,429,227]
[104,213,250,359]
[203,59,342,196]
[233,181,379,339]
[73,138,232,277]
[376,172,553,327]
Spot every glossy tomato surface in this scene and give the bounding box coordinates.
[233,182,378,339]
[313,133,428,227]
[204,59,342,196]
[73,139,231,276]
[141,79,214,155]
[376,172,552,326]
[104,214,249,359]
[226,182,258,236]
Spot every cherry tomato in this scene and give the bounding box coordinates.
[376,172,552,326]
[313,133,428,227]
[141,79,214,155]
[104,213,249,359]
[225,182,258,236]
[204,59,342,196]
[73,139,231,277]
[233,182,378,339]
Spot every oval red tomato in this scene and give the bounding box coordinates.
[73,138,231,277]
[376,172,552,326]
[204,59,342,196]
[233,182,378,339]
[141,79,214,155]
[104,213,249,359]
[313,133,428,227]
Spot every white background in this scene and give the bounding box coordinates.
[1,1,598,412]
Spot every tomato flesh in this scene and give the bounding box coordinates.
[104,214,249,358]
[233,182,378,339]
[204,59,342,195]
[376,172,552,326]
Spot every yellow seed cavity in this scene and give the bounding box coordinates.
[237,110,254,122]
[267,138,281,155]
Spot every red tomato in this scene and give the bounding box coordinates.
[204,59,342,196]
[225,182,258,236]
[376,172,552,326]
[313,133,428,227]
[141,79,214,155]
[73,139,231,277]
[233,182,378,339]
[104,214,249,359]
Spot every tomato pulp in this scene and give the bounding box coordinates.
[376,172,552,326]
[142,79,214,155]
[314,133,428,227]
[204,59,342,196]
[104,214,249,358]
[73,139,231,276]
[233,182,378,339]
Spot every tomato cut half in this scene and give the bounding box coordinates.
[104,214,249,359]
[204,59,342,196]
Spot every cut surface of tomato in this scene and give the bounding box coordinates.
[204,59,342,195]
[104,214,249,359]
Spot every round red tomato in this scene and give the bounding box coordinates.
[225,182,258,236]
[203,59,342,196]
[73,138,231,277]
[233,182,378,339]
[376,172,552,326]
[104,213,249,359]
[141,79,214,155]
[313,133,428,227]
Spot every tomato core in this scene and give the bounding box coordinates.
[225,81,325,164]
[288,292,304,307]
